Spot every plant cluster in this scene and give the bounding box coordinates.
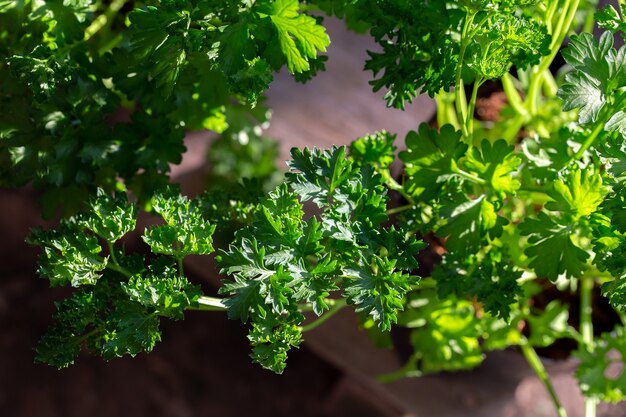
[3,1,626,416]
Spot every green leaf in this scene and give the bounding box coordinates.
[526,300,569,347]
[248,317,302,374]
[349,130,396,169]
[438,195,507,253]
[122,262,201,320]
[35,288,103,368]
[400,123,467,201]
[102,301,161,359]
[596,5,626,34]
[27,221,106,287]
[519,212,589,281]
[558,31,626,126]
[81,190,137,242]
[127,5,190,96]
[462,139,521,198]
[257,0,330,73]
[434,251,522,319]
[343,255,417,331]
[400,291,485,374]
[143,190,216,257]
[545,168,607,220]
[576,326,626,403]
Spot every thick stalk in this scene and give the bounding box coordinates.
[520,337,568,417]
[455,13,476,139]
[380,169,415,205]
[502,73,528,118]
[580,276,597,417]
[466,77,484,143]
[525,0,579,116]
[436,90,461,129]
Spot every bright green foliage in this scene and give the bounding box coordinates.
[18,2,626,413]
[517,168,608,281]
[400,124,467,200]
[30,190,206,368]
[576,327,626,403]
[122,262,202,320]
[519,211,589,281]
[466,9,549,80]
[596,5,626,34]
[462,140,521,198]
[143,189,216,257]
[219,147,420,372]
[525,299,570,347]
[546,169,607,219]
[82,190,137,242]
[257,0,330,73]
[0,0,328,214]
[558,31,626,128]
[399,289,486,374]
[349,131,396,169]
[315,0,548,107]
[434,252,522,319]
[27,222,106,287]
[438,195,508,253]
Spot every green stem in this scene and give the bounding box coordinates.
[580,276,597,417]
[453,167,486,185]
[520,337,568,417]
[299,299,347,332]
[573,120,605,160]
[106,242,133,277]
[466,77,484,143]
[84,0,128,41]
[377,352,423,383]
[387,204,413,216]
[177,257,185,277]
[455,13,476,139]
[502,73,529,118]
[436,90,461,129]
[527,0,579,115]
[189,296,228,311]
[380,169,415,205]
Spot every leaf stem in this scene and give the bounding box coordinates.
[466,77,485,143]
[502,73,529,118]
[526,0,580,116]
[190,296,228,311]
[299,299,347,332]
[387,204,413,216]
[520,337,568,417]
[580,275,597,417]
[380,169,415,205]
[455,12,476,139]
[453,167,486,185]
[105,242,133,277]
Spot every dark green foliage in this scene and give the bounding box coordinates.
[218,147,421,372]
[30,190,209,368]
[0,0,329,214]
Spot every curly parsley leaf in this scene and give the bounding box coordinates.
[143,189,216,257]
